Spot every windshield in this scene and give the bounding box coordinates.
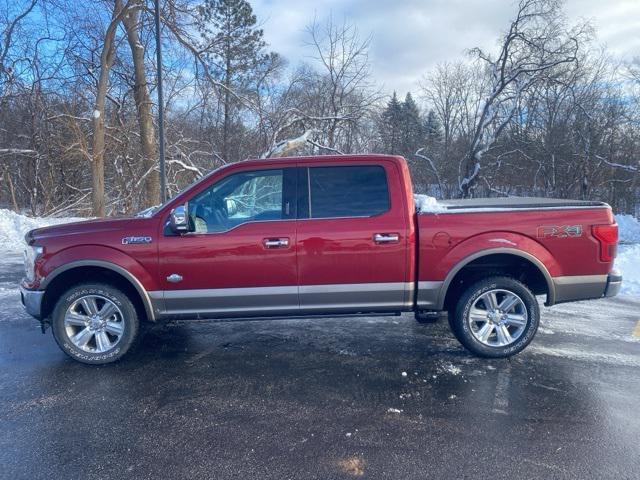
[134,165,224,218]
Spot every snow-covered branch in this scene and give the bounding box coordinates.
[263,130,313,158]
[0,148,38,156]
[596,155,638,173]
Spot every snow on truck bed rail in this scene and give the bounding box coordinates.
[414,195,447,213]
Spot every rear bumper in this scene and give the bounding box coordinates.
[604,270,622,298]
[20,286,44,319]
[552,270,622,304]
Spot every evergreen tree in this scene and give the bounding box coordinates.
[423,109,442,146]
[197,0,271,162]
[379,92,403,154]
[401,92,423,156]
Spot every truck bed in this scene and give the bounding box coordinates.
[415,198,616,309]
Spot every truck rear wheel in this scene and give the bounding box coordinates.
[450,276,539,358]
[51,283,140,365]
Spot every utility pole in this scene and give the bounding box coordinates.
[154,0,166,202]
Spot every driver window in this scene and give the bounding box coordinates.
[188,169,284,233]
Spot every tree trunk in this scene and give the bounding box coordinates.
[123,1,160,208]
[222,52,231,162]
[6,170,19,211]
[91,0,124,217]
[92,66,107,216]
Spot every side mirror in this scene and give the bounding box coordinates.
[170,204,190,233]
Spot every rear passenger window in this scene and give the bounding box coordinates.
[308,165,390,218]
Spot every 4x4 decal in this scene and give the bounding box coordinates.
[536,225,582,238]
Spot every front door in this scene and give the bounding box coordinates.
[158,167,298,317]
[295,162,411,313]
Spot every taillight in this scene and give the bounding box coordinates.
[592,224,618,262]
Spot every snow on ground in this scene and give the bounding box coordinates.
[616,214,640,244]
[0,209,83,255]
[614,213,640,297]
[616,244,640,297]
[438,362,462,376]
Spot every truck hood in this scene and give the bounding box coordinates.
[26,217,153,244]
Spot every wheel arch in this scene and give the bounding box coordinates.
[438,248,556,310]
[40,260,156,322]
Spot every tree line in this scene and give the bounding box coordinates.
[1,0,638,217]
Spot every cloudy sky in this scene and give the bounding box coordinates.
[251,0,640,96]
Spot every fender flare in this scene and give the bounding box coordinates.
[41,260,156,321]
[436,247,556,309]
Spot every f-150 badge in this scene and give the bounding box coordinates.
[537,225,582,238]
[122,236,153,245]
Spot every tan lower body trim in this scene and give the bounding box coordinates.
[552,275,608,304]
[416,281,444,309]
[150,282,413,317]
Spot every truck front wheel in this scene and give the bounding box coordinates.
[51,283,140,364]
[450,276,539,358]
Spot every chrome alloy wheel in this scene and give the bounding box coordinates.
[467,289,528,347]
[64,295,125,353]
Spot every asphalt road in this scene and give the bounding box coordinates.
[1,256,639,479]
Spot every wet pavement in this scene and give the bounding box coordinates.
[1,256,639,479]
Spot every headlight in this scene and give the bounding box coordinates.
[23,246,44,282]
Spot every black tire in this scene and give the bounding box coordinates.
[450,276,539,358]
[51,283,140,365]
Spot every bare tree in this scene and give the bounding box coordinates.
[304,16,379,152]
[420,63,470,163]
[122,0,160,207]
[0,0,38,96]
[458,0,585,197]
[91,0,130,216]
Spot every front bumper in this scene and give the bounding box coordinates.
[604,270,622,298]
[20,286,44,319]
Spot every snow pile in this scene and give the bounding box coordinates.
[616,214,640,244]
[414,194,447,213]
[614,214,640,297]
[616,244,640,297]
[0,209,83,254]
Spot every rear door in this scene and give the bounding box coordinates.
[295,161,411,313]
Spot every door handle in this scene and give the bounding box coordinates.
[263,238,290,248]
[373,233,400,243]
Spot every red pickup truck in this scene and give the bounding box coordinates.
[20,155,621,364]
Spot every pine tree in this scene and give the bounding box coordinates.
[401,92,423,156]
[198,0,270,162]
[423,109,442,147]
[379,92,403,154]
